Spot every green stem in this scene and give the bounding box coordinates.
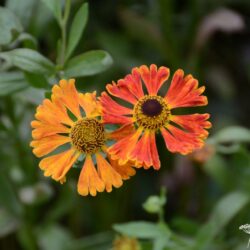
[59,0,71,68]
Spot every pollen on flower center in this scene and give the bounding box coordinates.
[134,95,171,131]
[70,118,105,154]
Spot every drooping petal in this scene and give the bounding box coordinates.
[148,132,160,170]
[165,70,207,108]
[30,134,71,157]
[161,125,204,155]
[139,64,170,95]
[129,131,153,169]
[106,81,137,104]
[171,113,211,139]
[108,156,136,180]
[78,91,101,118]
[96,153,123,192]
[108,129,142,165]
[77,155,105,196]
[107,123,135,140]
[39,148,80,182]
[52,79,81,119]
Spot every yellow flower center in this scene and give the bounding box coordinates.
[133,95,171,131]
[70,118,105,154]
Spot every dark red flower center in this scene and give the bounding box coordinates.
[142,99,163,117]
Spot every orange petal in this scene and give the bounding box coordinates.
[139,64,170,95]
[161,125,204,155]
[107,155,136,180]
[107,123,135,140]
[52,79,81,119]
[96,153,123,192]
[165,70,207,108]
[31,121,70,140]
[129,131,153,169]
[35,98,73,127]
[171,113,211,139]
[31,134,71,157]
[77,155,105,196]
[108,129,142,165]
[107,81,137,104]
[39,148,80,182]
[149,132,160,170]
[78,91,101,117]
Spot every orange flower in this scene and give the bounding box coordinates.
[100,64,211,170]
[30,79,135,196]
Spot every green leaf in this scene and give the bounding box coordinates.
[214,126,250,144]
[24,72,49,89]
[192,192,249,250]
[0,169,23,216]
[65,3,88,61]
[40,0,62,24]
[0,49,55,75]
[113,221,164,239]
[0,71,28,96]
[0,6,23,45]
[36,225,72,250]
[64,50,113,77]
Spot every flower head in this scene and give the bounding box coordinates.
[100,64,211,170]
[30,79,136,196]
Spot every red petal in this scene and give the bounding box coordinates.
[171,113,211,139]
[165,70,207,108]
[107,81,137,104]
[139,64,170,95]
[161,125,204,155]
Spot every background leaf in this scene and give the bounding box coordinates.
[191,192,249,250]
[64,50,113,77]
[40,0,62,24]
[0,71,28,96]
[65,3,88,61]
[0,49,55,75]
[0,6,23,45]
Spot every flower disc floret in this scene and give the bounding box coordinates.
[70,118,105,154]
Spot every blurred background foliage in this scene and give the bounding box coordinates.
[0,0,250,249]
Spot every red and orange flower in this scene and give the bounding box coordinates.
[100,64,211,170]
[30,79,135,196]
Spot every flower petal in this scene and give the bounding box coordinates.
[129,131,155,169]
[122,67,144,99]
[107,81,137,104]
[77,155,105,196]
[108,129,142,165]
[171,113,211,139]
[161,125,204,155]
[30,135,71,157]
[31,121,70,140]
[52,79,81,119]
[139,64,170,95]
[165,69,207,108]
[108,157,136,180]
[39,148,80,182]
[107,123,135,140]
[78,91,101,117]
[149,132,160,170]
[96,153,123,192]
